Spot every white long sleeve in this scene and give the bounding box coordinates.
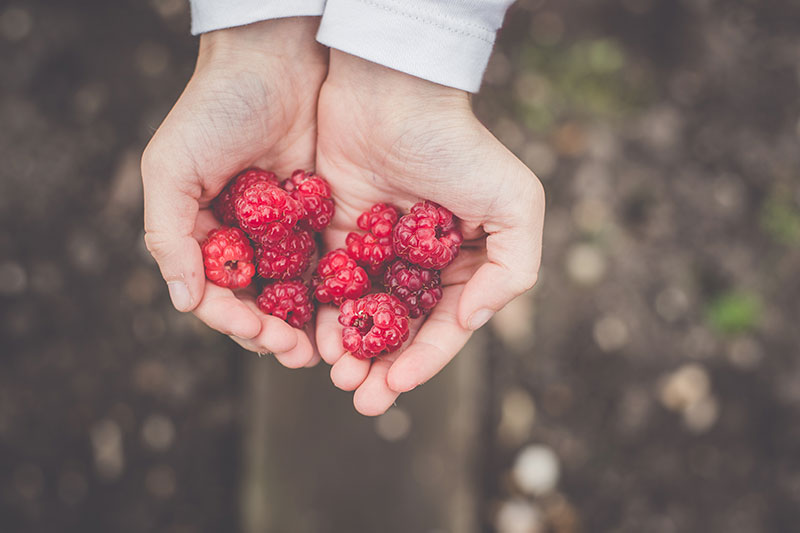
[190,0,326,34]
[189,0,514,93]
[317,0,514,92]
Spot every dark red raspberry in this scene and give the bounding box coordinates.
[345,203,399,276]
[393,201,463,270]
[346,231,395,276]
[338,293,410,360]
[357,203,399,236]
[283,170,335,231]
[201,226,255,289]
[212,168,278,226]
[254,228,315,280]
[383,259,443,318]
[235,181,303,238]
[312,249,370,306]
[256,279,313,328]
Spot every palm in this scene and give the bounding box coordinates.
[314,80,544,415]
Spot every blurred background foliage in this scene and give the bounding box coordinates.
[2,0,800,532]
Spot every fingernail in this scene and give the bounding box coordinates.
[167,281,191,311]
[468,308,495,330]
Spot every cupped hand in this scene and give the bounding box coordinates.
[315,51,546,415]
[141,18,327,367]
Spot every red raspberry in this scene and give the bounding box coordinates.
[201,226,255,289]
[254,228,315,280]
[346,203,399,276]
[357,203,399,236]
[338,293,410,360]
[256,279,313,328]
[383,259,443,318]
[312,249,370,306]
[345,232,395,276]
[283,170,335,231]
[393,201,463,270]
[212,168,278,226]
[235,181,303,238]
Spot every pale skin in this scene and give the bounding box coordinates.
[141,18,545,416]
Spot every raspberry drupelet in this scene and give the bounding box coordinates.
[212,168,278,226]
[201,226,256,289]
[393,201,463,270]
[235,180,304,238]
[339,293,410,359]
[256,280,314,328]
[254,228,316,280]
[312,249,370,306]
[383,259,443,318]
[283,170,335,232]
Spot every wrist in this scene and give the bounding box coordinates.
[197,18,327,73]
[324,49,471,114]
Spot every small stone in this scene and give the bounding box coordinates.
[513,445,560,496]
[90,419,124,480]
[593,315,629,352]
[683,395,719,433]
[141,414,175,452]
[496,499,544,533]
[498,388,537,447]
[566,244,606,286]
[658,364,710,412]
[654,286,689,322]
[375,407,411,442]
[1,7,32,41]
[727,336,764,370]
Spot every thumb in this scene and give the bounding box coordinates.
[141,146,205,312]
[457,177,545,330]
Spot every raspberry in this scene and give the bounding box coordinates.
[393,201,463,270]
[357,203,399,236]
[201,226,255,289]
[235,181,303,238]
[312,249,370,306]
[256,279,313,328]
[346,231,395,276]
[346,203,399,276]
[254,228,315,280]
[383,259,443,318]
[283,170,335,231]
[338,293,410,360]
[212,168,278,226]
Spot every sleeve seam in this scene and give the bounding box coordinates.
[351,0,494,43]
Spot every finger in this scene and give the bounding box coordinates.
[305,353,322,368]
[237,296,316,368]
[387,286,472,393]
[353,359,401,417]
[316,305,346,365]
[457,178,545,330]
[141,147,205,312]
[330,353,371,391]
[192,282,262,339]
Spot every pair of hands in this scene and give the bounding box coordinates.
[141,18,545,416]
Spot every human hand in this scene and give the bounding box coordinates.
[314,51,545,415]
[141,18,327,367]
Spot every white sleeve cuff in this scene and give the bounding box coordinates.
[190,0,326,35]
[317,0,513,93]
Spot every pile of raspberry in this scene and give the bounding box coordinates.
[201,168,463,360]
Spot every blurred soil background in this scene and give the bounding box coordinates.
[2,0,800,532]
